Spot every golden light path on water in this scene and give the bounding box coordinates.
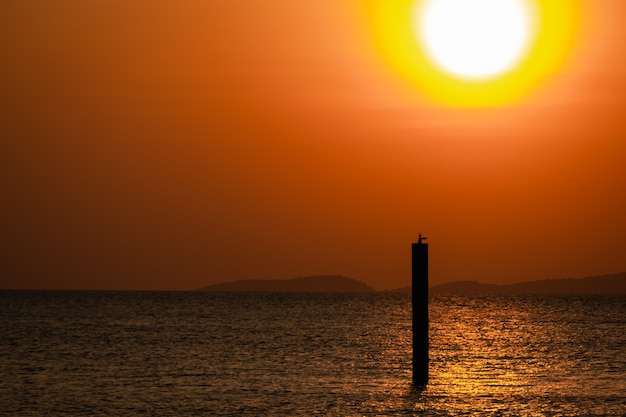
[365,0,580,107]
[369,295,624,416]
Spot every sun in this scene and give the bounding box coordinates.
[365,0,580,107]
[415,0,537,81]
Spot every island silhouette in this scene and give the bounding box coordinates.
[197,272,626,294]
[197,275,375,293]
[397,272,626,295]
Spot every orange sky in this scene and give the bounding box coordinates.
[2,0,625,290]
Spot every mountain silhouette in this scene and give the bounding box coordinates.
[427,272,626,295]
[197,275,375,293]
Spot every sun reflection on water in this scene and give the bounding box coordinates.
[370,294,626,416]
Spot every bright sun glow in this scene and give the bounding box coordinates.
[365,0,579,106]
[415,0,536,81]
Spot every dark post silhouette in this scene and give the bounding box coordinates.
[412,234,429,386]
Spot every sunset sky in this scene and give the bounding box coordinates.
[2,0,625,291]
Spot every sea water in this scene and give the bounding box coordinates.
[1,291,624,416]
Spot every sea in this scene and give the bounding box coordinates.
[1,291,624,416]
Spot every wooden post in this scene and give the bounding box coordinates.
[412,234,429,386]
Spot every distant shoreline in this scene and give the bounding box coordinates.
[197,272,626,295]
[3,272,624,293]
[196,275,375,293]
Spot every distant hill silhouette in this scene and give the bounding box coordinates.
[426,272,626,295]
[197,275,375,293]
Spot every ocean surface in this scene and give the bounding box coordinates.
[1,291,624,416]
